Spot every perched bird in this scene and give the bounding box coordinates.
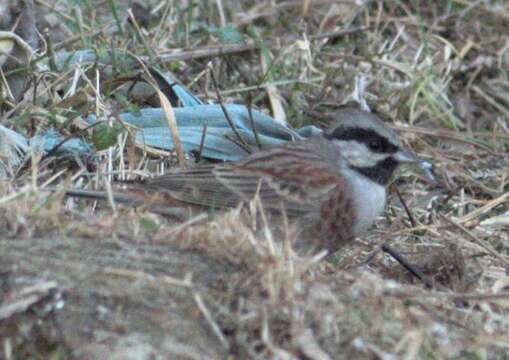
[65,108,431,253]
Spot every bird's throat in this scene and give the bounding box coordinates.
[351,157,398,185]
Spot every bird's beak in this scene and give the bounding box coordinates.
[394,148,419,163]
[394,148,436,183]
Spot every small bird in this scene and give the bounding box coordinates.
[65,108,431,254]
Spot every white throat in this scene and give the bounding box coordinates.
[343,166,387,235]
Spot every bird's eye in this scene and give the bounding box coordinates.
[368,139,383,152]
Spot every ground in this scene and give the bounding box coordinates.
[0,1,508,359]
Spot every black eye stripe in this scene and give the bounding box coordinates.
[330,127,379,142]
[325,127,399,153]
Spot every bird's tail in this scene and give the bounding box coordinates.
[62,188,143,207]
[49,187,193,219]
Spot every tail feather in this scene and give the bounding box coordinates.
[63,189,143,207]
[60,188,197,219]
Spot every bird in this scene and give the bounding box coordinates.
[63,108,432,254]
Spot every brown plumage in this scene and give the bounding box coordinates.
[140,138,357,252]
[64,108,429,254]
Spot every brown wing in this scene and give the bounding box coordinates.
[143,141,343,218]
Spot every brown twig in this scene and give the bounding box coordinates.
[196,124,208,162]
[381,243,434,289]
[393,184,417,227]
[157,27,367,63]
[391,125,506,155]
[441,215,509,267]
[208,67,251,153]
[247,96,262,150]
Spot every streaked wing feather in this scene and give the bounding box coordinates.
[145,165,308,216]
[144,141,341,218]
[214,166,311,217]
[144,165,243,208]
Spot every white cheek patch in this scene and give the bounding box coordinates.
[335,140,386,167]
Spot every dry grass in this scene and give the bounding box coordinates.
[1,0,508,359]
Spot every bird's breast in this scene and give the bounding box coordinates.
[347,172,387,235]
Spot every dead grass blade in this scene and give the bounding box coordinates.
[155,86,186,168]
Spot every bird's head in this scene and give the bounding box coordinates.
[323,108,429,185]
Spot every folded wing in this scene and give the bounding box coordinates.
[143,142,341,218]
